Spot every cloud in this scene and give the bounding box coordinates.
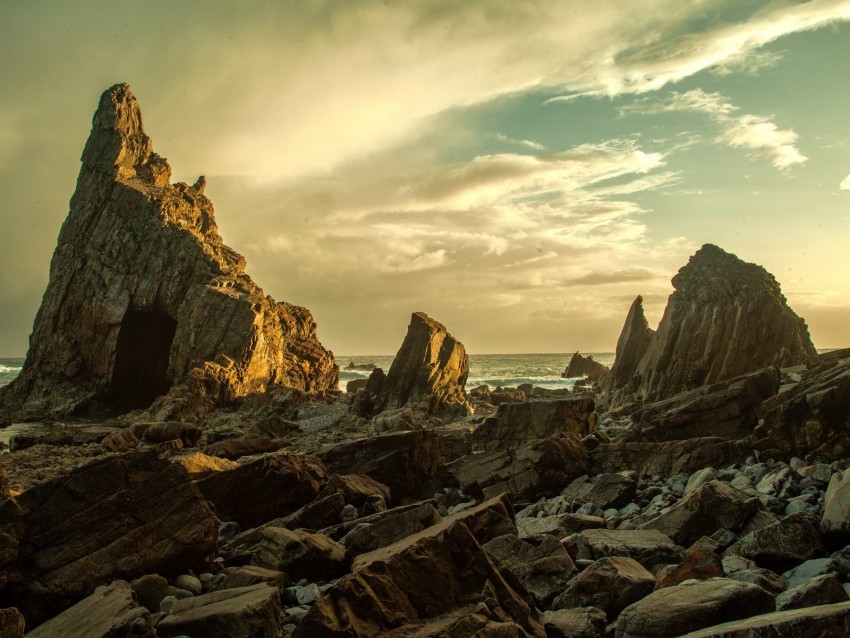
[560,268,656,287]
[496,134,546,151]
[711,49,784,76]
[625,89,807,170]
[841,173,850,190]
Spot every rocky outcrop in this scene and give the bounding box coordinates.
[561,352,609,381]
[607,245,816,406]
[606,296,654,405]
[682,601,850,638]
[761,359,850,461]
[0,83,336,421]
[356,312,471,422]
[470,397,597,451]
[0,452,218,627]
[629,367,779,442]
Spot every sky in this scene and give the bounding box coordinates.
[1,1,849,356]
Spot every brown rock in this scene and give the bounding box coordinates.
[440,435,590,501]
[0,83,336,421]
[25,580,154,638]
[203,435,286,460]
[655,547,724,590]
[616,578,775,638]
[363,312,471,421]
[606,295,655,406]
[570,529,682,570]
[140,421,201,446]
[156,583,280,638]
[726,567,787,596]
[762,359,850,461]
[680,600,850,637]
[0,452,218,627]
[591,437,751,478]
[542,608,607,638]
[470,398,597,451]
[822,467,850,542]
[217,565,289,592]
[484,533,577,607]
[582,471,638,511]
[724,512,826,573]
[640,480,758,546]
[776,573,848,611]
[340,501,443,559]
[553,556,654,617]
[293,519,544,637]
[197,452,327,528]
[100,428,139,452]
[130,573,170,613]
[170,451,239,477]
[607,244,815,406]
[562,352,610,381]
[8,426,122,452]
[252,527,346,581]
[316,429,444,502]
[0,608,24,638]
[629,367,779,442]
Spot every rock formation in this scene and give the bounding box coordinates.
[0,83,337,421]
[607,245,816,405]
[355,312,471,422]
[561,352,609,381]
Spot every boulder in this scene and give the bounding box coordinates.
[156,583,280,638]
[562,352,610,381]
[440,435,590,501]
[8,426,121,452]
[821,467,850,542]
[197,452,327,528]
[654,547,724,590]
[361,312,471,422]
[761,359,850,460]
[726,567,786,596]
[0,452,218,627]
[251,527,346,581]
[470,398,597,451]
[581,471,638,511]
[681,600,850,637]
[170,451,239,477]
[628,367,779,442]
[130,574,170,613]
[339,501,443,559]
[293,519,544,637]
[724,512,826,573]
[25,580,154,638]
[0,608,23,638]
[640,480,758,546]
[0,83,336,421]
[217,565,289,592]
[483,533,577,607]
[568,529,682,570]
[607,244,815,406]
[616,578,775,638]
[542,608,607,638]
[139,421,201,446]
[775,573,848,611]
[553,556,654,617]
[203,435,286,460]
[316,429,444,502]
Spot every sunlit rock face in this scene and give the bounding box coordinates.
[0,83,337,420]
[607,244,816,406]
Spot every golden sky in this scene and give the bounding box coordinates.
[2,1,849,355]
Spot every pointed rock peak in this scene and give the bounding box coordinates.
[80,83,168,184]
[673,244,776,295]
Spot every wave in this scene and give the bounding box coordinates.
[0,365,22,373]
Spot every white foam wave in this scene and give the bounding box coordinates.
[0,365,22,373]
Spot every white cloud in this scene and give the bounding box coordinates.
[841,173,850,190]
[626,89,808,170]
[711,49,784,77]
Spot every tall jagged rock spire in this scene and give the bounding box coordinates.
[606,244,816,405]
[0,83,338,420]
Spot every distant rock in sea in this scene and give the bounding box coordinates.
[606,244,816,406]
[345,362,377,371]
[0,83,337,421]
[561,352,609,381]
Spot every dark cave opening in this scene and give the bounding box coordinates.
[107,307,177,409]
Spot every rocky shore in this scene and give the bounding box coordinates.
[1,84,850,637]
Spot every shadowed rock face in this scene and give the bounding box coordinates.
[0,83,337,420]
[608,245,815,405]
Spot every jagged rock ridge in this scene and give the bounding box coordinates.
[0,83,337,420]
[561,352,609,381]
[608,245,816,405]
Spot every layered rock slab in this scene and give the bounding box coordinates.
[607,244,815,405]
[0,83,336,421]
[0,452,218,626]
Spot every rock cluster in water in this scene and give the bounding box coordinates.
[0,84,337,423]
[1,85,850,638]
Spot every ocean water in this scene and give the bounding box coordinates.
[0,357,24,390]
[338,353,615,392]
